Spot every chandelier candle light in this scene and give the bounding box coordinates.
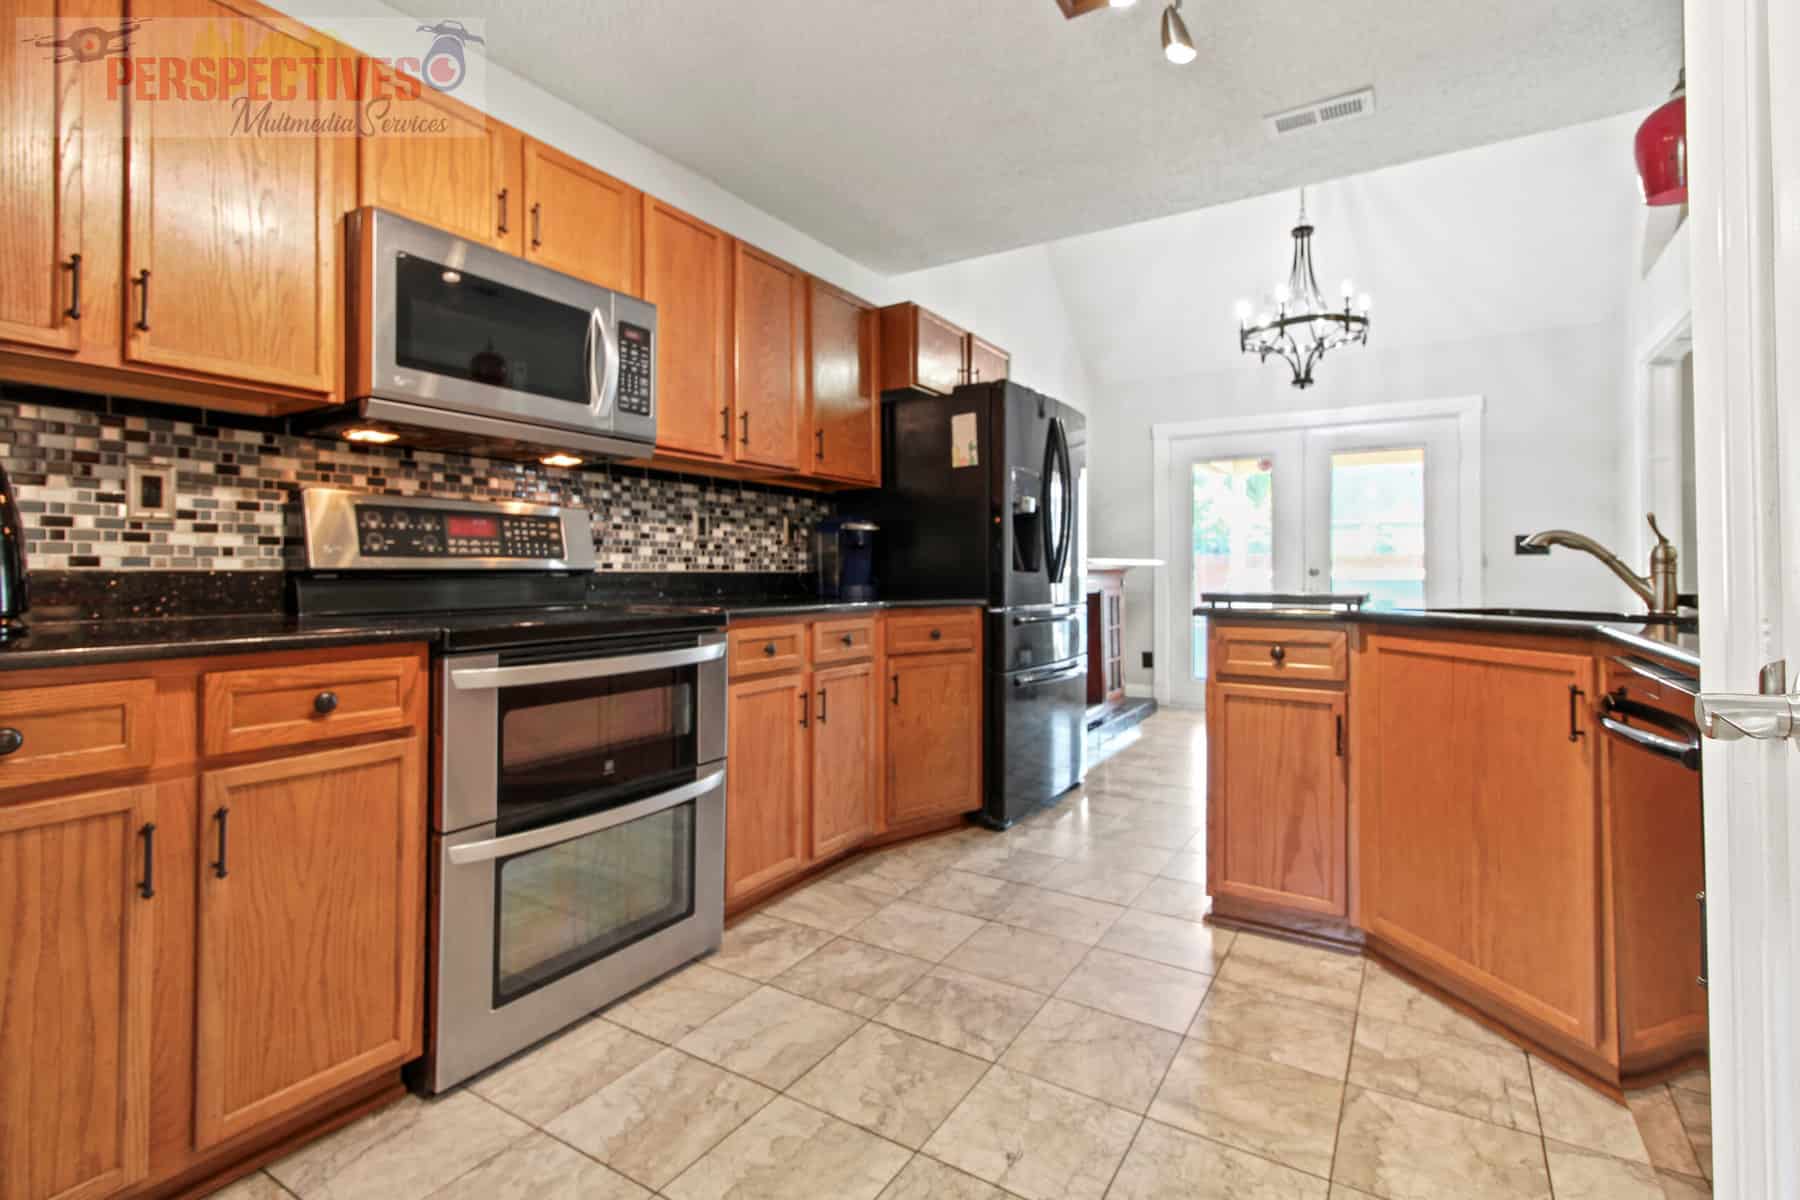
[1236,190,1371,388]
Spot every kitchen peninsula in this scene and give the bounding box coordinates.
[1200,599,1705,1095]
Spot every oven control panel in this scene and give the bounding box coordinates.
[353,505,567,561]
[617,322,653,417]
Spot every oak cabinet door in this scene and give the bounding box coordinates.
[732,243,805,470]
[1359,635,1602,1048]
[965,334,1009,386]
[0,0,92,354]
[194,738,424,1150]
[1206,681,1346,916]
[879,303,966,395]
[521,139,641,292]
[807,280,880,484]
[810,661,878,859]
[885,653,982,825]
[356,73,521,253]
[725,674,808,901]
[123,0,348,394]
[643,197,733,459]
[0,785,154,1200]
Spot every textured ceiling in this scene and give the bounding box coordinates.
[381,0,1682,273]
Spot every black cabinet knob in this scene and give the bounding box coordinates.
[840,633,854,646]
[1269,645,1286,664]
[763,642,777,657]
[313,691,339,715]
[930,629,942,640]
[0,727,21,756]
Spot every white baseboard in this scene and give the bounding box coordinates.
[1125,683,1154,699]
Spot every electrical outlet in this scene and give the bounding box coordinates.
[1514,535,1550,556]
[1141,651,1154,669]
[126,463,174,519]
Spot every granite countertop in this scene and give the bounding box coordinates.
[1196,601,1699,671]
[0,597,992,672]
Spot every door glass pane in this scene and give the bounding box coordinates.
[495,801,696,1004]
[1191,456,1275,678]
[1329,448,1426,610]
[394,253,589,404]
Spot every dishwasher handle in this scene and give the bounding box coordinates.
[1599,694,1702,770]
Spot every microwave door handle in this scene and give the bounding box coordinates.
[590,307,617,418]
[447,767,726,865]
[450,640,727,690]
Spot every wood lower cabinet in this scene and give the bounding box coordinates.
[726,673,810,902]
[356,74,521,254]
[806,279,880,484]
[880,303,967,395]
[521,139,641,291]
[810,661,879,858]
[1207,681,1346,917]
[1357,633,1603,1051]
[644,197,734,460]
[0,784,154,1200]
[0,644,428,1200]
[732,243,806,470]
[885,652,982,826]
[194,738,423,1150]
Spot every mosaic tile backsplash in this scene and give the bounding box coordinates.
[0,388,833,572]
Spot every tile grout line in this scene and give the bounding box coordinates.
[1099,968,1224,1197]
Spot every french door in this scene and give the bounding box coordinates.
[1160,403,1477,707]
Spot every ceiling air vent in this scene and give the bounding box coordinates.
[1265,87,1376,138]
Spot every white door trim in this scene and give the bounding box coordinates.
[1687,0,1800,1191]
[1150,396,1484,706]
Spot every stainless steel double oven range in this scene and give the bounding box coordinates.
[300,489,726,1093]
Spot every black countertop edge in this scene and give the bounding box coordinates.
[1196,605,1699,671]
[724,598,990,618]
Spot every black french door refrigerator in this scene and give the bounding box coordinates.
[862,380,1086,827]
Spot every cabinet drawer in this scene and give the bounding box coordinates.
[1213,625,1347,684]
[729,623,808,677]
[812,617,877,666]
[886,610,981,656]
[203,654,421,757]
[0,678,157,789]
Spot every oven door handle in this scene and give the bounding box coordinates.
[447,767,726,865]
[450,641,726,690]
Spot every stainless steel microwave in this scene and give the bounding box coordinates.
[332,207,657,462]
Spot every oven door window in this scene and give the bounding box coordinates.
[393,253,591,405]
[494,801,696,1004]
[497,663,697,834]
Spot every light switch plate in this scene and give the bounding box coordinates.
[126,463,175,519]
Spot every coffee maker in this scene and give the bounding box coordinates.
[0,462,28,640]
[815,519,878,602]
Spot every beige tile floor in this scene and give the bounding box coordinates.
[223,711,1712,1200]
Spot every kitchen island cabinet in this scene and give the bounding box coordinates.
[0,643,428,1200]
[1203,613,1705,1094]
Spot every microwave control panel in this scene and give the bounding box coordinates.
[617,322,653,417]
[352,504,566,561]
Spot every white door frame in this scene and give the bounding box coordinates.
[1150,396,1483,706]
[1687,0,1800,1191]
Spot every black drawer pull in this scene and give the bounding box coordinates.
[138,822,156,900]
[891,673,900,705]
[313,690,339,715]
[799,692,809,729]
[1569,685,1586,742]
[531,201,543,248]
[1269,645,1286,665]
[212,807,230,879]
[132,269,150,331]
[763,642,777,657]
[930,628,942,641]
[840,633,854,646]
[64,253,82,320]
[1335,714,1345,758]
[815,429,825,460]
[0,727,22,757]
[740,412,750,445]
[817,687,828,723]
[497,187,510,235]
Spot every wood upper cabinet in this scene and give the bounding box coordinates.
[1206,680,1346,917]
[725,673,809,901]
[965,334,1009,386]
[193,737,423,1150]
[885,652,982,826]
[124,0,350,394]
[879,303,967,395]
[807,279,880,484]
[643,197,733,459]
[0,784,154,1200]
[521,139,641,292]
[0,0,93,355]
[1358,634,1602,1049]
[356,73,522,255]
[810,661,878,859]
[733,242,806,470]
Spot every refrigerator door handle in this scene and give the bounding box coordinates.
[1042,417,1075,585]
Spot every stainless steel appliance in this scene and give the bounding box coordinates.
[313,208,658,463]
[297,489,726,1094]
[0,461,27,640]
[856,380,1086,827]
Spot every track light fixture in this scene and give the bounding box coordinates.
[1161,0,1196,64]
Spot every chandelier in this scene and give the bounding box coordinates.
[1235,191,1371,388]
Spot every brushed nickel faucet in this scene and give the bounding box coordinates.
[1522,514,1680,616]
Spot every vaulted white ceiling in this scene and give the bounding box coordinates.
[381,0,1680,273]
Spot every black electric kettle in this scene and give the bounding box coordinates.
[0,462,28,640]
